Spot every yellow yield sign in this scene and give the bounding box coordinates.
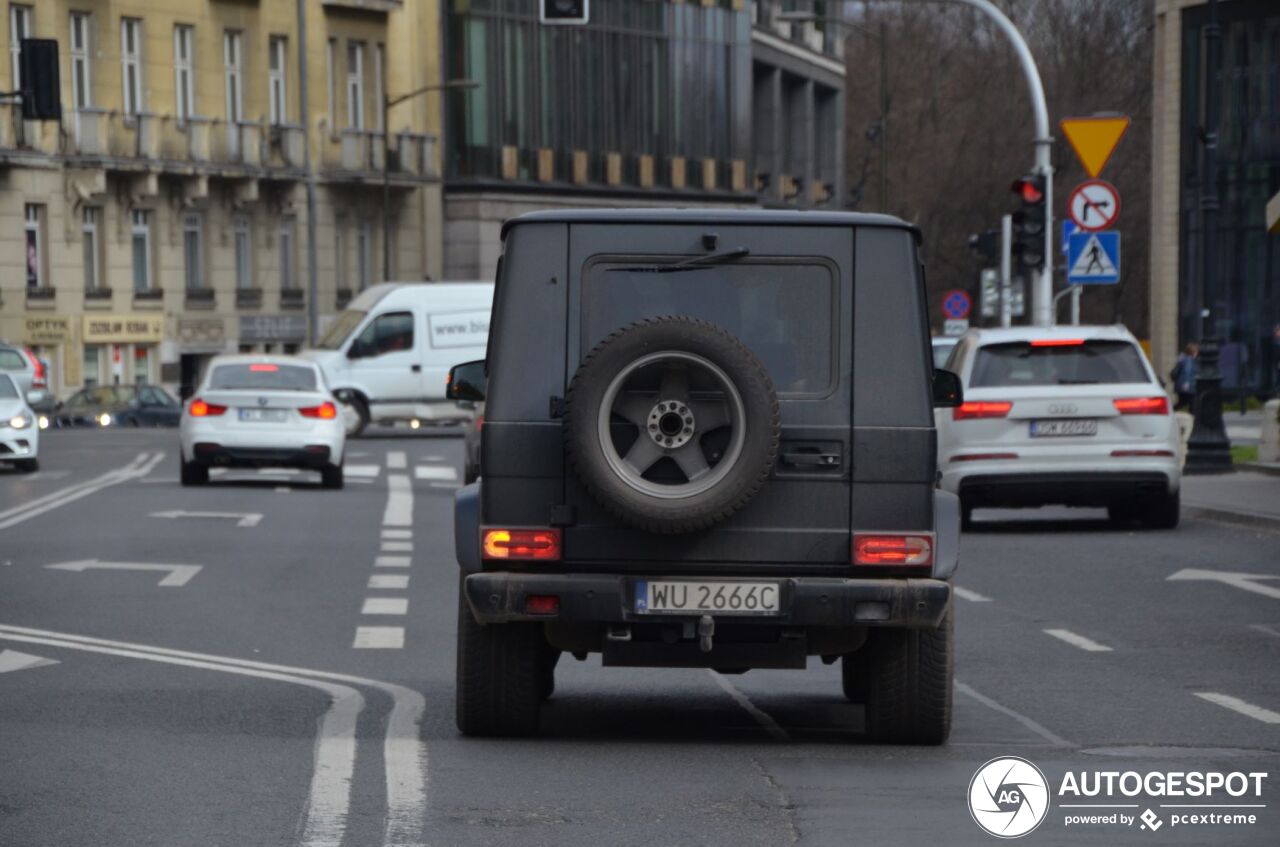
[1060,116,1130,178]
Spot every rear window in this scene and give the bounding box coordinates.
[970,340,1150,387]
[0,349,26,370]
[583,259,836,395]
[208,363,317,391]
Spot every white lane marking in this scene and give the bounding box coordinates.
[1168,568,1280,601]
[362,598,409,616]
[381,529,412,540]
[1249,623,1280,639]
[428,482,462,490]
[345,464,382,478]
[0,452,162,530]
[0,624,428,847]
[1194,692,1280,724]
[953,586,992,602]
[381,541,413,553]
[347,451,370,459]
[383,474,413,527]
[386,451,407,470]
[150,509,263,527]
[707,670,788,741]
[955,680,1073,747]
[413,466,457,481]
[369,574,410,590]
[0,629,364,847]
[18,470,70,480]
[0,649,59,674]
[45,559,202,587]
[375,556,411,569]
[421,455,446,462]
[353,627,405,649]
[1044,628,1113,653]
[345,478,375,485]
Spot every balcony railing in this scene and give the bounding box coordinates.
[66,110,305,173]
[322,127,438,179]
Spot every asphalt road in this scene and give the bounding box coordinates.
[1,429,1277,846]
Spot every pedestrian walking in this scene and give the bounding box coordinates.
[1171,342,1198,411]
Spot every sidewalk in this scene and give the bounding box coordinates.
[1182,471,1280,528]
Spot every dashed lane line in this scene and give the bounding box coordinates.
[345,464,382,478]
[381,541,413,553]
[382,475,413,527]
[1249,623,1280,640]
[369,574,409,590]
[362,598,409,616]
[0,624,428,847]
[1044,628,1113,653]
[413,466,457,482]
[953,586,992,602]
[381,529,412,540]
[1194,692,1280,725]
[375,556,412,569]
[353,627,406,649]
[386,451,407,470]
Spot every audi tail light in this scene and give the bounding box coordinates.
[1113,396,1169,415]
[953,401,1013,421]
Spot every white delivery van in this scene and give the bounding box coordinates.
[302,282,493,435]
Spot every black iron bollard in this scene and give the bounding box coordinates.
[1185,337,1233,474]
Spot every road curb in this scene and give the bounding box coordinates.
[1237,461,1280,478]
[1185,504,1280,531]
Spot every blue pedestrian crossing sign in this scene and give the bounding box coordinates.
[1066,231,1120,285]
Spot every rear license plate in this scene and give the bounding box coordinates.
[238,408,289,423]
[1030,418,1097,437]
[634,580,781,616]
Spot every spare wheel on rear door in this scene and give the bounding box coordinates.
[564,316,781,534]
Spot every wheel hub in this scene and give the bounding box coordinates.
[647,400,694,448]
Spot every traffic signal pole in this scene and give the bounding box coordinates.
[1000,214,1013,328]
[945,0,1054,326]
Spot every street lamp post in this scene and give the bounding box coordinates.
[1185,0,1233,473]
[381,79,479,282]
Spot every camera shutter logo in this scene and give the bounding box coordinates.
[968,757,1051,838]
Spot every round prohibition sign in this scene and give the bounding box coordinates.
[1068,179,1120,232]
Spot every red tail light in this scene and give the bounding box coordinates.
[482,528,561,561]
[1030,338,1085,347]
[953,401,1013,421]
[188,398,228,417]
[249,363,279,372]
[300,402,338,419]
[475,413,484,431]
[1113,396,1169,415]
[853,534,933,566]
[1111,449,1175,458]
[524,595,560,616]
[24,347,46,388]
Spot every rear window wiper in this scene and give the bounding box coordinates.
[608,247,751,274]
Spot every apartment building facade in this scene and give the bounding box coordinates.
[0,0,443,397]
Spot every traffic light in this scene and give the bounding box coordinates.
[968,230,1000,264]
[1010,174,1047,271]
[540,0,589,25]
[19,39,60,121]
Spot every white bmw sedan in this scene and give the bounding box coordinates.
[0,373,39,473]
[937,326,1180,529]
[179,356,346,488]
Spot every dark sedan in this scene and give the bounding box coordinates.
[53,385,182,428]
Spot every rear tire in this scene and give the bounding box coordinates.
[1140,489,1179,529]
[180,458,208,486]
[860,605,954,745]
[455,579,544,736]
[321,463,345,490]
[15,458,38,473]
[1107,502,1139,524]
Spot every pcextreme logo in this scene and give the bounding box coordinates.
[968,757,1051,838]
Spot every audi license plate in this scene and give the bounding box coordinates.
[1030,418,1097,437]
[634,580,781,616]
[239,408,289,423]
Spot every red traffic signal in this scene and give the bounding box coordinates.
[1011,175,1045,205]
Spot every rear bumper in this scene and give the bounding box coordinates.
[463,571,951,629]
[191,443,333,469]
[957,470,1175,508]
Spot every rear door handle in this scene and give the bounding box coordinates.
[781,451,840,468]
[411,364,422,373]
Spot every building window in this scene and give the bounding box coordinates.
[224,30,243,126]
[69,12,92,112]
[234,214,252,290]
[269,36,288,125]
[279,216,297,290]
[83,346,101,388]
[131,209,152,293]
[24,203,42,290]
[357,220,372,290]
[326,38,336,125]
[183,213,203,291]
[9,4,31,90]
[334,217,346,290]
[82,207,102,292]
[374,44,385,132]
[121,18,143,116]
[133,347,152,385]
[346,41,365,129]
[174,25,195,123]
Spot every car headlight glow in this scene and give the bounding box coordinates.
[98,413,112,427]
[37,415,48,430]
[8,413,32,429]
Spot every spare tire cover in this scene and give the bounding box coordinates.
[564,315,780,534]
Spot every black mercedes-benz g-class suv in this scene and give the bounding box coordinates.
[449,209,963,744]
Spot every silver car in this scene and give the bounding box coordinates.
[0,342,50,413]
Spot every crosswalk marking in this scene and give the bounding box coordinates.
[368,574,409,590]
[375,555,411,568]
[386,451,407,470]
[362,597,409,616]
[345,464,381,478]
[414,465,457,481]
[352,626,404,649]
[381,541,413,553]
